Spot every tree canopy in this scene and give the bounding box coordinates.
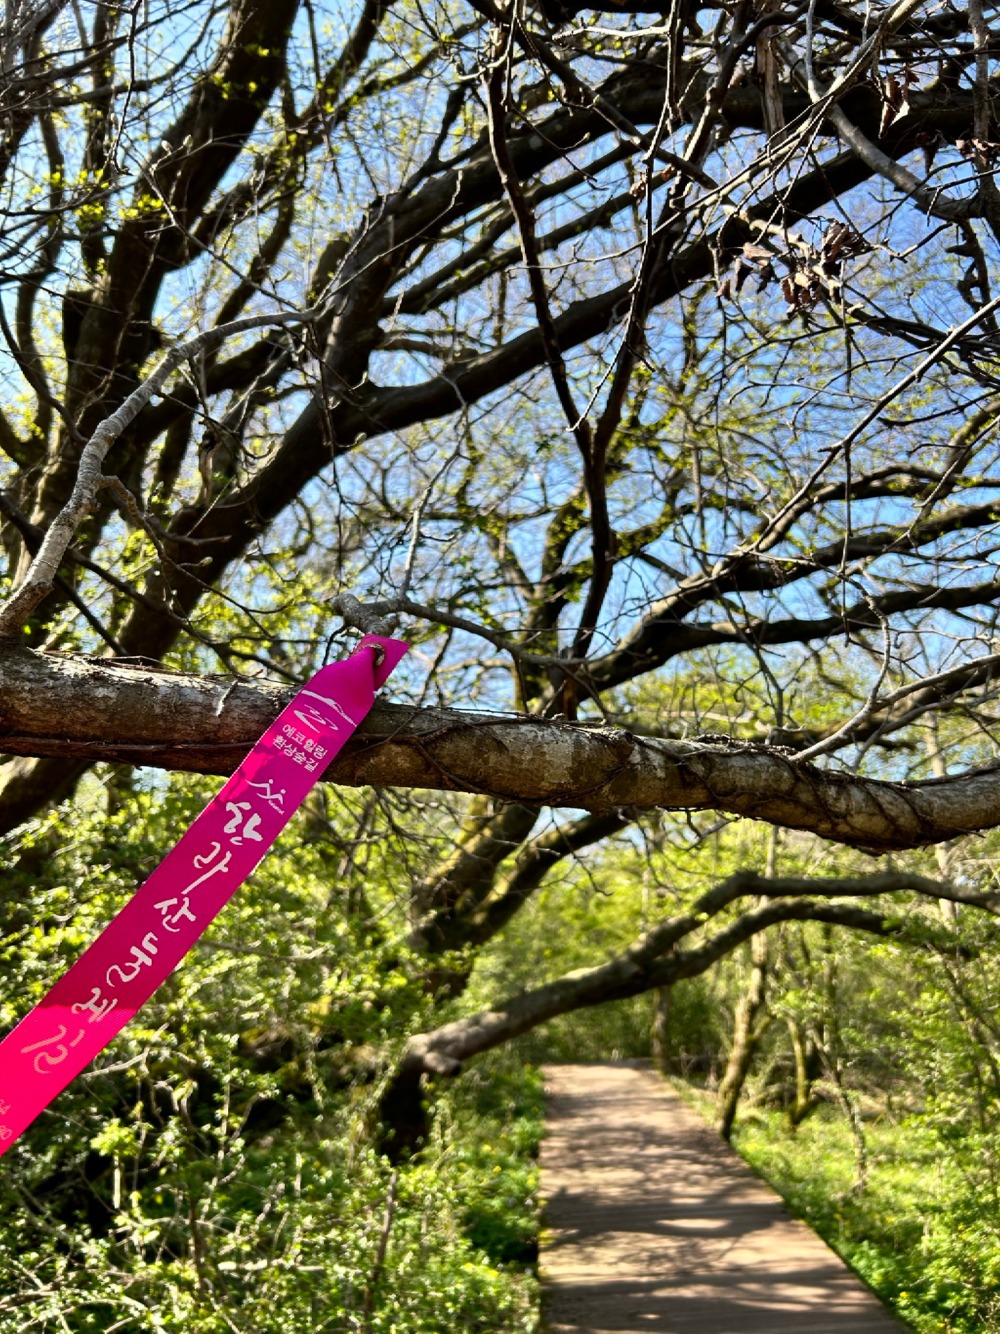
[5,0,1000,1155]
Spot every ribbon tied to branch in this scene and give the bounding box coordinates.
[0,635,407,1157]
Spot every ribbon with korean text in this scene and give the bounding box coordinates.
[0,635,407,1157]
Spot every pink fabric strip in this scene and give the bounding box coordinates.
[0,636,407,1158]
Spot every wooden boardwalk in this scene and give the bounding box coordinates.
[540,1064,906,1333]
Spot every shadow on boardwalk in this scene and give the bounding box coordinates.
[540,1063,906,1334]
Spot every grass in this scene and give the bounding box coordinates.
[726,1104,1000,1333]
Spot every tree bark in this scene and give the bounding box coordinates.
[651,986,673,1075]
[785,1016,822,1129]
[716,931,770,1141]
[6,648,1000,853]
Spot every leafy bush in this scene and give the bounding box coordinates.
[733,1108,1000,1333]
[0,773,541,1332]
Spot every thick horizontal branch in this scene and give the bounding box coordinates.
[402,897,917,1080]
[4,649,1000,854]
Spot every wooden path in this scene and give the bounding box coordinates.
[540,1064,906,1333]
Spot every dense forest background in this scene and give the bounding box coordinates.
[4,0,1000,1328]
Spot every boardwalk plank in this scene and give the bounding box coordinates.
[540,1063,906,1334]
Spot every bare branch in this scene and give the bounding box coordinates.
[0,307,318,638]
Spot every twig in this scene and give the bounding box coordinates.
[360,1170,397,1332]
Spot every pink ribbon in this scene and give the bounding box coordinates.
[0,635,407,1157]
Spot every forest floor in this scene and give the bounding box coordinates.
[538,1062,906,1333]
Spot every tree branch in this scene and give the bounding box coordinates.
[402,890,949,1079]
[6,649,1000,852]
[0,307,318,637]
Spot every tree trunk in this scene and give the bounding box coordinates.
[818,928,868,1193]
[785,1015,821,1129]
[716,930,769,1141]
[651,985,673,1075]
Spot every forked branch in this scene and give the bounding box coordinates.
[0,307,319,639]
